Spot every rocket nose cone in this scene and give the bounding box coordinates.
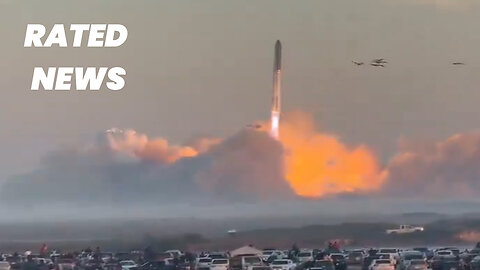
[275,40,281,49]
[274,40,281,70]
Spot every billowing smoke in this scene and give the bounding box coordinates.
[3,111,480,207]
[104,111,383,199]
[106,128,220,164]
[106,127,292,200]
[194,129,293,200]
[0,127,294,205]
[381,132,480,198]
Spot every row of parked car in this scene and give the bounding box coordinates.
[347,246,480,270]
[192,245,480,270]
[0,245,479,270]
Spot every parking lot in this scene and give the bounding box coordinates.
[1,243,480,270]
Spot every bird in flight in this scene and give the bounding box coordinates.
[352,61,364,66]
[372,58,388,64]
[371,63,385,67]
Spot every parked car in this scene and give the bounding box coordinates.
[55,259,76,270]
[119,260,138,270]
[431,256,461,270]
[210,259,229,270]
[398,251,425,270]
[434,251,454,257]
[470,256,480,270]
[165,251,184,258]
[347,251,364,265]
[412,248,432,258]
[103,263,122,270]
[308,260,335,270]
[406,259,428,270]
[363,256,381,270]
[0,262,11,270]
[250,267,272,270]
[196,258,212,270]
[461,249,480,270]
[369,260,394,270]
[262,251,285,263]
[329,254,347,270]
[438,260,462,270]
[261,251,275,262]
[242,256,264,270]
[297,251,314,263]
[270,260,296,270]
[133,261,169,270]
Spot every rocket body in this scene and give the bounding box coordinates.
[270,40,282,139]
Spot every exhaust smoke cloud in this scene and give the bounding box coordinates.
[2,111,480,209]
[381,132,480,198]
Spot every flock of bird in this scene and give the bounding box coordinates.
[352,59,465,67]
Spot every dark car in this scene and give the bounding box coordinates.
[132,261,172,270]
[330,254,347,270]
[83,260,103,270]
[251,267,273,270]
[347,252,364,265]
[462,250,480,270]
[5,256,22,270]
[266,256,281,265]
[470,256,480,270]
[309,260,335,270]
[115,253,134,262]
[413,248,433,260]
[103,263,122,270]
[315,252,328,261]
[208,254,226,260]
[431,256,461,270]
[440,260,462,270]
[462,255,478,270]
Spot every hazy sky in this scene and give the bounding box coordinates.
[1,0,480,183]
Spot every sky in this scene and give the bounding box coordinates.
[1,0,480,212]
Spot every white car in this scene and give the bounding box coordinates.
[56,259,76,270]
[33,258,53,268]
[378,249,399,264]
[262,250,284,261]
[0,262,11,270]
[119,260,138,270]
[197,258,213,270]
[166,250,184,258]
[386,225,424,234]
[270,260,296,270]
[262,251,275,261]
[243,256,264,270]
[297,250,314,263]
[210,259,229,270]
[369,259,395,270]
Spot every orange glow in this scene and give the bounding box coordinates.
[278,112,383,198]
[456,230,480,243]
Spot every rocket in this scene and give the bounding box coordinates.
[270,40,282,139]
